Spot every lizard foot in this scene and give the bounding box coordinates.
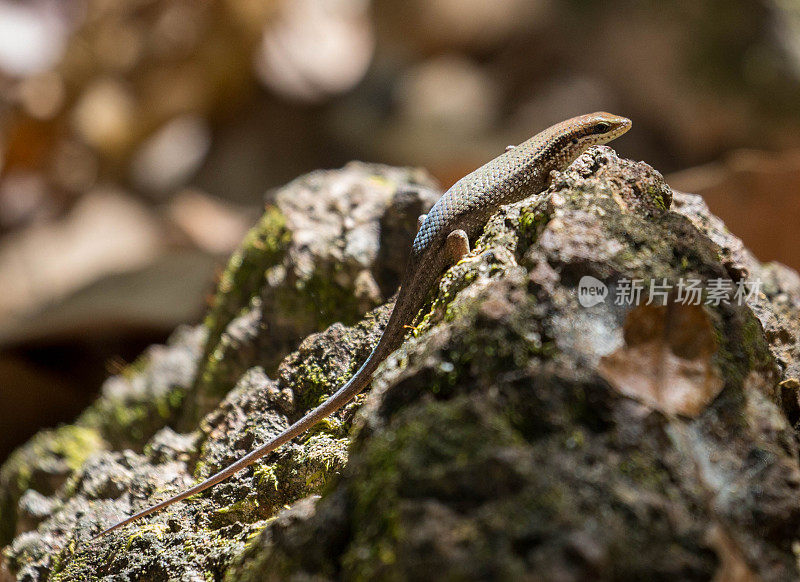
[445,229,470,265]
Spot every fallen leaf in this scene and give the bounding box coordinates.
[598,301,724,417]
[707,524,761,582]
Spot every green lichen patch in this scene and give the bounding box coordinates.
[193,206,291,404]
[0,426,104,545]
[203,206,291,353]
[75,325,205,451]
[342,397,526,580]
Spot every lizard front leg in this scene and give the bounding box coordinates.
[445,229,470,264]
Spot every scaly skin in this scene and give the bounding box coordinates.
[94,112,631,539]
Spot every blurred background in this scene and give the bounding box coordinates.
[2,0,800,462]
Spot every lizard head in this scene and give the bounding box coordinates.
[575,112,631,146]
[545,112,632,172]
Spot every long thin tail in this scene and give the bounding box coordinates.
[92,253,437,541]
[92,321,399,540]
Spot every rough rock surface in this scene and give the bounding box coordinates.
[3,149,800,581]
[192,162,440,420]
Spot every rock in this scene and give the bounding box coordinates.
[669,149,800,273]
[3,148,800,580]
[0,324,205,548]
[193,162,440,418]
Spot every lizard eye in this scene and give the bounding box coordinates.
[594,121,611,133]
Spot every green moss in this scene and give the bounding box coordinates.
[49,544,94,582]
[342,398,523,579]
[58,427,103,472]
[646,184,669,212]
[341,426,406,578]
[78,383,187,446]
[296,434,349,490]
[711,305,776,409]
[195,206,291,401]
[282,270,367,331]
[414,257,489,336]
[603,209,724,284]
[0,426,104,545]
[193,300,260,403]
[739,310,774,371]
[454,315,547,389]
[254,465,279,491]
[293,358,349,413]
[517,204,550,248]
[125,522,169,550]
[249,431,349,521]
[214,496,260,521]
[305,416,346,439]
[204,206,291,344]
[193,460,207,480]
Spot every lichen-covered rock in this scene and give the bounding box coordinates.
[226,149,800,581]
[0,324,205,550]
[4,149,800,581]
[0,162,437,580]
[192,162,440,419]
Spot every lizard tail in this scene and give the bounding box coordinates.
[92,255,441,541]
[92,305,406,541]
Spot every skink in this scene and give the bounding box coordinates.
[95,112,631,538]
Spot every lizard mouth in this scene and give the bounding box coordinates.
[591,112,632,142]
[613,116,632,138]
[587,118,631,148]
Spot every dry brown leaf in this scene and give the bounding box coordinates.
[707,524,761,582]
[598,301,724,417]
